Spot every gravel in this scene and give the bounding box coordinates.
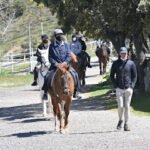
[0,57,150,150]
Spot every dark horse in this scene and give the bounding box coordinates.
[48,66,74,133]
[71,51,88,85]
[96,45,110,75]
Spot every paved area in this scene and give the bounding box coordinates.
[0,57,150,150]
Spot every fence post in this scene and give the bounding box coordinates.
[11,52,14,72]
[0,61,1,73]
[0,51,1,73]
[24,52,26,61]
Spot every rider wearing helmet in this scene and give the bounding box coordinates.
[70,34,82,56]
[42,29,80,100]
[78,34,92,68]
[31,34,49,86]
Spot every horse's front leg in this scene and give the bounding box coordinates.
[103,60,107,74]
[99,61,102,75]
[51,98,59,132]
[41,90,47,117]
[82,70,86,86]
[47,96,52,114]
[64,98,71,129]
[57,102,64,133]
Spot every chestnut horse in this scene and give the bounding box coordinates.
[96,46,109,75]
[48,67,74,133]
[71,51,88,85]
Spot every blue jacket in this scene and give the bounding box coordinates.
[70,41,82,55]
[110,59,137,89]
[49,40,71,70]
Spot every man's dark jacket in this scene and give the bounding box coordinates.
[110,59,137,89]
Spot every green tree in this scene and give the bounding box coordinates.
[34,0,150,91]
[13,0,26,18]
[0,0,25,40]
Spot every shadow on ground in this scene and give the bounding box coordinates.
[0,103,42,121]
[72,80,117,111]
[0,79,117,122]
[3,131,51,138]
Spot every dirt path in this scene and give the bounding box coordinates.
[0,57,150,150]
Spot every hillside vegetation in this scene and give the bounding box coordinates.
[0,0,58,57]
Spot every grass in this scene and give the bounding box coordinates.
[0,63,30,74]
[131,93,150,116]
[88,74,150,116]
[0,71,33,87]
[13,63,30,72]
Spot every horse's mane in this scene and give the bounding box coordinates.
[71,51,78,63]
[50,68,74,97]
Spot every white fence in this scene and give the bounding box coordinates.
[0,41,97,74]
[86,41,96,56]
[0,49,37,73]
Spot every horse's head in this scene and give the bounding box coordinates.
[38,49,50,66]
[53,66,74,96]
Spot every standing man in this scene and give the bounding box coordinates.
[31,34,49,86]
[110,47,137,131]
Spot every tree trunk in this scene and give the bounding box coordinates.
[106,30,126,54]
[133,32,146,92]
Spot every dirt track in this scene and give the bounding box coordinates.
[0,57,150,150]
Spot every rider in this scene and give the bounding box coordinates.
[31,34,49,86]
[42,29,80,100]
[78,34,92,68]
[70,34,82,56]
[96,39,111,60]
[101,41,111,61]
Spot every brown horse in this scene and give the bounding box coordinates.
[48,66,74,133]
[71,51,88,85]
[96,45,109,75]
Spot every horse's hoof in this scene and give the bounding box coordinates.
[60,129,65,134]
[64,128,69,133]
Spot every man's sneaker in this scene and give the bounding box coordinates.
[31,81,37,86]
[124,124,130,131]
[117,120,123,130]
[42,93,48,100]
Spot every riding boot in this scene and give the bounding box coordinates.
[31,67,38,86]
[73,74,81,99]
[87,57,92,68]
